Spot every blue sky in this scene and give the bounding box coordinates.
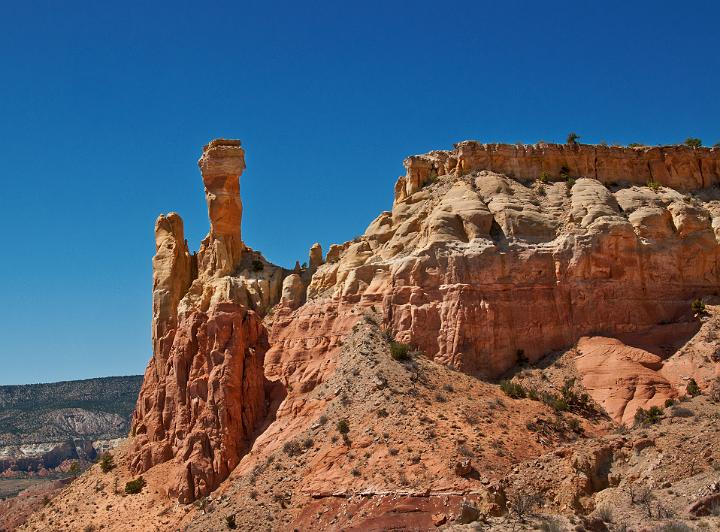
[0,1,718,384]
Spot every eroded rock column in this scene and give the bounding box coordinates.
[197,139,246,277]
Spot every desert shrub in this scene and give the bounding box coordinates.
[500,379,526,399]
[538,517,564,532]
[540,391,569,412]
[692,298,708,316]
[566,132,580,145]
[99,452,115,473]
[225,514,237,529]
[686,378,701,397]
[664,398,675,408]
[630,484,655,517]
[670,406,694,418]
[538,171,550,184]
[336,419,350,435]
[282,440,302,456]
[595,504,614,523]
[567,417,584,434]
[251,259,264,271]
[709,378,720,402]
[508,491,544,522]
[351,467,361,477]
[628,142,644,147]
[647,179,661,192]
[389,341,411,361]
[560,165,571,177]
[68,460,81,477]
[684,137,702,148]
[124,476,146,495]
[634,406,663,426]
[303,438,314,448]
[376,408,388,418]
[566,177,576,195]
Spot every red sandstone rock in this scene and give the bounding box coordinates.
[131,302,267,502]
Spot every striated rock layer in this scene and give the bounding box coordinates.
[131,140,285,502]
[396,142,720,202]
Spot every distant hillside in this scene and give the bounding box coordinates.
[0,376,142,477]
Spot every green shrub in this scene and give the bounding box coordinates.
[692,298,707,316]
[538,171,550,184]
[684,137,702,148]
[647,180,661,192]
[565,177,576,195]
[634,406,663,426]
[225,514,237,529]
[566,132,580,145]
[389,341,411,361]
[500,380,526,399]
[99,452,115,473]
[124,476,146,495]
[686,378,701,397]
[336,419,350,435]
[664,398,675,408]
[628,142,644,148]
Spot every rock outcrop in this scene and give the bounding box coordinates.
[131,139,281,502]
[270,144,720,384]
[395,142,720,202]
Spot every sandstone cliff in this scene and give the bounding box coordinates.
[268,145,720,400]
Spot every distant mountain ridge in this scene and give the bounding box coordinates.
[0,376,142,476]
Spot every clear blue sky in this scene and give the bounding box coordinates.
[0,1,718,384]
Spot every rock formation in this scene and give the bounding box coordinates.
[270,143,720,385]
[18,139,720,532]
[133,138,720,503]
[131,139,281,502]
[197,139,246,278]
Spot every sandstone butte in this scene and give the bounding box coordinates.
[125,138,720,504]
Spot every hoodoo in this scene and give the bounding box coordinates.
[197,139,247,278]
[130,139,276,503]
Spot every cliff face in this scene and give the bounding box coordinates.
[396,142,720,202]
[268,142,720,398]
[131,140,282,503]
